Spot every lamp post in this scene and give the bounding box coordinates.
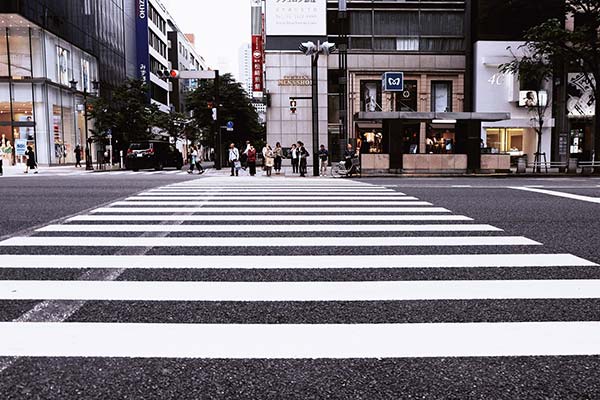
[299,41,336,176]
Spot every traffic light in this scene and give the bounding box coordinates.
[169,69,179,79]
[156,69,179,79]
[207,101,214,109]
[290,99,297,114]
[212,107,218,121]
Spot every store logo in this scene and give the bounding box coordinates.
[388,78,401,86]
[138,0,146,19]
[382,72,404,92]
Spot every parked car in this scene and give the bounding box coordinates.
[125,141,183,171]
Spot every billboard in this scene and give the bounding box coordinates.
[252,35,264,93]
[567,73,595,117]
[518,91,548,107]
[265,0,326,36]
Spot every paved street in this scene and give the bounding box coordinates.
[0,173,599,399]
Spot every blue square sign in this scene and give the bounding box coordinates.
[382,72,404,92]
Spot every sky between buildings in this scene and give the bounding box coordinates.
[160,0,251,81]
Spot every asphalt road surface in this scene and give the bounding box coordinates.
[0,173,599,399]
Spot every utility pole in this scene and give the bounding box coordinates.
[214,70,221,170]
[311,51,320,176]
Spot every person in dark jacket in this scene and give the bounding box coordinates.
[24,146,38,174]
[74,145,82,167]
[318,144,328,176]
[297,141,309,177]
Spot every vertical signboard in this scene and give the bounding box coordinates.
[136,0,150,95]
[252,35,263,94]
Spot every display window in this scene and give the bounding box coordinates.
[426,128,455,154]
[358,130,384,154]
[360,80,382,112]
[485,128,527,156]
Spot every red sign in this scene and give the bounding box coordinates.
[251,35,263,93]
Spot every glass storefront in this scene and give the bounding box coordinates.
[0,24,98,165]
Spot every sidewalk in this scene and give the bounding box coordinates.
[0,163,90,177]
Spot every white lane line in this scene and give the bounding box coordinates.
[90,207,451,213]
[0,236,540,247]
[452,185,472,188]
[133,195,416,200]
[111,201,433,206]
[67,215,473,222]
[2,279,600,301]
[38,224,502,233]
[511,186,600,204]
[0,254,593,269]
[1,321,599,358]
[149,189,400,193]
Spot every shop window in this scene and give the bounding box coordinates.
[8,27,32,78]
[56,45,71,86]
[485,128,526,156]
[0,28,9,77]
[431,81,452,112]
[30,28,44,78]
[426,127,456,154]
[395,80,418,112]
[358,130,384,154]
[360,80,382,112]
[0,83,12,163]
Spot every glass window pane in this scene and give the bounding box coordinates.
[30,28,44,78]
[8,27,32,78]
[374,12,419,36]
[432,82,452,112]
[0,83,13,164]
[0,28,8,77]
[349,11,372,35]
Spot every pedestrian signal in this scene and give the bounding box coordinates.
[290,99,297,114]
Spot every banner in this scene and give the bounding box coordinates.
[265,0,326,36]
[251,35,263,93]
[136,0,150,93]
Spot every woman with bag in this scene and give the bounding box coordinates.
[247,145,257,176]
[264,144,274,177]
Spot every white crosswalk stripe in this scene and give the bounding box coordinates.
[0,176,598,362]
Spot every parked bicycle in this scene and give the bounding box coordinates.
[331,157,360,178]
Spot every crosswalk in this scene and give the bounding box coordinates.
[0,177,598,362]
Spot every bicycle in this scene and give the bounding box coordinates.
[331,157,360,178]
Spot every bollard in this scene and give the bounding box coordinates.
[567,158,577,174]
[516,157,526,174]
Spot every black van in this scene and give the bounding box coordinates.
[125,141,183,171]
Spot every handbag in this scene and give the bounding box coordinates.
[234,160,241,169]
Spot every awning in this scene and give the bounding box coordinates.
[356,112,511,122]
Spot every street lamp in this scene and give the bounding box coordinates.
[299,41,337,176]
[69,79,97,170]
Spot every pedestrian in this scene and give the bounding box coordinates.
[74,145,82,167]
[261,144,268,172]
[318,144,329,176]
[344,143,355,170]
[273,142,283,174]
[24,145,38,174]
[228,143,240,176]
[264,144,274,177]
[241,140,250,170]
[297,141,309,177]
[247,145,257,176]
[290,143,299,174]
[194,146,204,174]
[187,146,198,174]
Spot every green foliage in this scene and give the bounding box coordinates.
[87,79,158,143]
[152,111,190,140]
[186,73,265,148]
[520,0,600,159]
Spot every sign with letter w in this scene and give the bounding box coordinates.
[382,72,404,92]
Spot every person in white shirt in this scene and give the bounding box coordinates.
[228,143,240,176]
[290,143,299,174]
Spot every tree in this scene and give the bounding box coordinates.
[520,0,600,162]
[186,73,265,151]
[153,111,190,141]
[87,79,159,145]
[500,44,554,172]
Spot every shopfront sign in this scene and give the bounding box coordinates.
[568,73,595,117]
[252,35,264,93]
[278,75,312,86]
[136,0,150,92]
[265,0,326,36]
[15,139,27,156]
[382,72,404,92]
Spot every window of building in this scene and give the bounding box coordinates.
[431,81,452,112]
[395,80,418,112]
[485,128,529,156]
[0,28,9,77]
[360,80,382,112]
[8,27,32,78]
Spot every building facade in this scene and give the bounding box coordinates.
[0,0,129,166]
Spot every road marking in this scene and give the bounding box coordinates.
[2,279,599,301]
[0,236,540,247]
[90,207,452,213]
[149,189,399,193]
[67,215,474,222]
[133,195,416,200]
[511,186,600,204]
[39,224,501,233]
[451,185,472,188]
[0,254,592,269]
[111,200,433,206]
[1,322,599,358]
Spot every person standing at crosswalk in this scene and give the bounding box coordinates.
[318,144,329,176]
[228,143,240,176]
[297,141,309,177]
[247,145,257,176]
[273,142,283,174]
[290,144,299,174]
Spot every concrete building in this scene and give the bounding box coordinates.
[0,0,131,166]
